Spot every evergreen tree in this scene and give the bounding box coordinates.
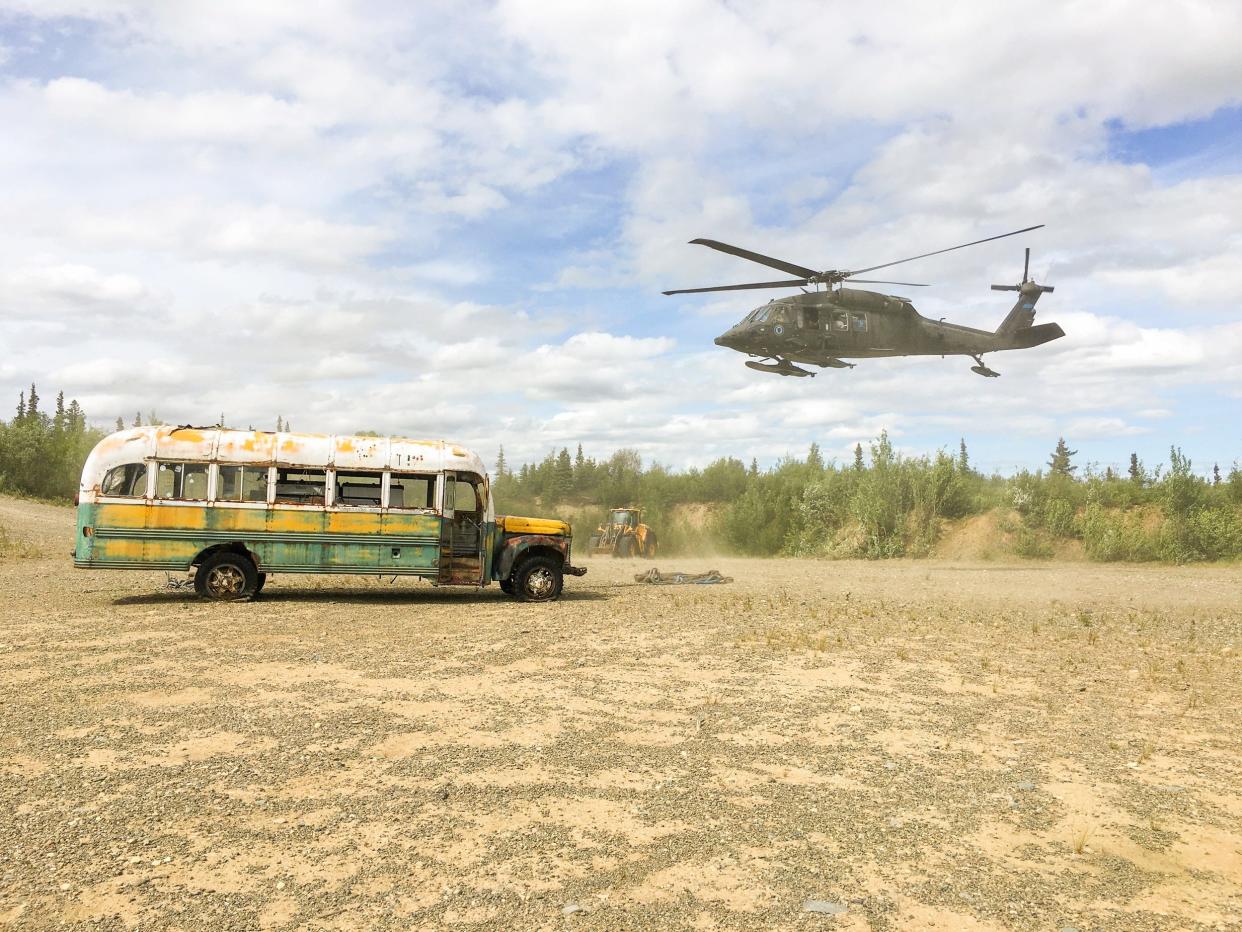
[495,445,508,482]
[133,412,143,428]
[807,442,824,471]
[958,437,969,472]
[1128,452,1144,485]
[115,416,124,431]
[1104,466,1115,481]
[1047,437,1078,476]
[27,384,40,421]
[551,448,573,501]
[1213,463,1221,486]
[16,391,25,423]
[748,457,759,478]
[853,443,864,471]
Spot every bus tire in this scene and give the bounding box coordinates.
[512,555,563,602]
[500,578,514,594]
[194,551,259,601]
[254,573,268,595]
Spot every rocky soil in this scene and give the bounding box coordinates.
[1,495,1240,930]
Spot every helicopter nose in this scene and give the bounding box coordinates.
[715,330,737,348]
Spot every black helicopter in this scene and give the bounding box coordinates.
[664,225,1063,377]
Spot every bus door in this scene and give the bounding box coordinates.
[438,473,486,585]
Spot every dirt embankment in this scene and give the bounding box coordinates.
[1,495,1240,930]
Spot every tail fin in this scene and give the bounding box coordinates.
[992,247,1054,338]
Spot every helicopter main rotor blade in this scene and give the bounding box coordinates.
[848,224,1044,277]
[847,279,930,287]
[688,239,819,279]
[663,279,811,295]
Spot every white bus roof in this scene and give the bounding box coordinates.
[81,426,488,489]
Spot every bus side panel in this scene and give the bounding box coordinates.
[323,511,383,571]
[263,508,327,572]
[381,512,441,575]
[145,503,208,566]
[89,502,188,569]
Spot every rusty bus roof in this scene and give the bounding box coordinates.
[81,426,488,487]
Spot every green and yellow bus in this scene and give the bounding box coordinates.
[74,426,585,601]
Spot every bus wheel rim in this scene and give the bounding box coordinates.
[207,565,244,596]
[526,567,554,598]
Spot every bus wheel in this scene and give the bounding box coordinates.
[194,552,258,601]
[500,579,514,594]
[254,573,268,595]
[513,555,563,602]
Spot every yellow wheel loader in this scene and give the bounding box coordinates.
[588,507,657,558]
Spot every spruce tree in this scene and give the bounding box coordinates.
[115,416,124,431]
[495,445,507,481]
[853,443,864,471]
[133,412,143,428]
[1047,437,1078,476]
[958,437,969,472]
[1128,452,1144,485]
[1213,463,1221,486]
[807,442,824,471]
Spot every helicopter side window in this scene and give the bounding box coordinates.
[851,313,868,332]
[755,308,771,323]
[833,312,849,331]
[802,308,819,329]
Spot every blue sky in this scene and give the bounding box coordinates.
[1,1,1240,478]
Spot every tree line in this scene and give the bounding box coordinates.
[494,436,1242,563]
[2,386,1239,562]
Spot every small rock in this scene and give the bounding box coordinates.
[883,762,897,771]
[1060,927,1081,932]
[1127,669,1140,679]
[804,900,847,915]
[848,705,862,714]
[276,881,285,890]
[562,902,583,915]
[59,883,70,892]
[1016,781,1036,791]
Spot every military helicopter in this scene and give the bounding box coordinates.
[663,225,1063,377]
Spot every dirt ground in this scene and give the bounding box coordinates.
[1,495,1240,931]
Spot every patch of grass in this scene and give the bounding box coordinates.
[0,522,36,560]
[1070,824,1093,855]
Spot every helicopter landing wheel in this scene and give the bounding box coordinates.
[970,355,1001,378]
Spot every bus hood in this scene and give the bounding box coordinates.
[500,515,571,537]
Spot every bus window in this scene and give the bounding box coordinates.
[100,463,147,497]
[449,475,483,514]
[156,462,209,500]
[334,471,382,508]
[273,468,326,505]
[389,473,435,510]
[217,465,268,503]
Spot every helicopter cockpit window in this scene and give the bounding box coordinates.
[755,308,771,323]
[851,313,868,332]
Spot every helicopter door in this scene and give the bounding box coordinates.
[438,473,485,586]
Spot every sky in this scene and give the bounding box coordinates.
[1,1,1240,477]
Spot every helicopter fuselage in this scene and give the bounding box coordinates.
[713,287,1060,369]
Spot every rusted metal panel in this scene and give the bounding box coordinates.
[495,533,571,581]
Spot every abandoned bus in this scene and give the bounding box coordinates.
[74,426,585,601]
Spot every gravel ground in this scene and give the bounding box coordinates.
[1,495,1240,931]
